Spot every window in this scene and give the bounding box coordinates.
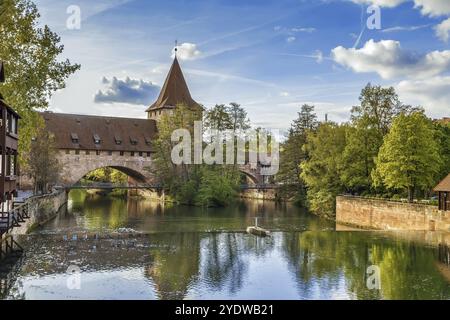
[144,137,151,145]
[130,137,138,145]
[93,134,101,144]
[96,150,101,156]
[108,151,113,156]
[65,150,70,155]
[139,152,143,157]
[75,150,80,155]
[71,133,79,144]
[131,152,135,157]
[86,150,90,155]
[147,152,151,157]
[114,135,122,145]
[10,154,16,176]
[120,151,124,156]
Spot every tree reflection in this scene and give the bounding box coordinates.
[201,233,247,294]
[145,232,201,300]
[282,231,450,299]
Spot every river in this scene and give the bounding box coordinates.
[1,190,450,300]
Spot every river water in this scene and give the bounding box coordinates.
[2,190,450,300]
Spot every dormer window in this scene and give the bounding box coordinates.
[115,135,122,145]
[144,136,151,145]
[130,137,138,145]
[93,134,101,144]
[71,133,79,144]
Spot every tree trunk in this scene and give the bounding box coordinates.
[408,186,415,203]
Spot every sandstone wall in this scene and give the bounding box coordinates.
[336,196,450,231]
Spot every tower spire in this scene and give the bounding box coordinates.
[174,40,178,58]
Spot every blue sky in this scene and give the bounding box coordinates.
[34,0,450,130]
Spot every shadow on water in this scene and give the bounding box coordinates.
[1,190,450,300]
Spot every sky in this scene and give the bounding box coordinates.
[34,0,450,131]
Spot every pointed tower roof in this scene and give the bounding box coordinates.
[146,57,201,112]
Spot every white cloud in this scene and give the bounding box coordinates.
[280,91,290,97]
[435,18,450,42]
[331,39,450,79]
[94,77,160,105]
[171,43,202,61]
[397,76,450,115]
[286,36,296,43]
[414,0,450,17]
[314,50,324,63]
[350,0,450,16]
[382,24,431,32]
[349,0,407,8]
[291,27,316,33]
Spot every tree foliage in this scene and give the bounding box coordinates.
[300,122,347,217]
[277,104,318,203]
[150,104,241,206]
[27,127,61,194]
[0,0,80,165]
[373,112,442,202]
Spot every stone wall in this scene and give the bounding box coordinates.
[12,190,68,235]
[240,188,278,201]
[336,196,450,231]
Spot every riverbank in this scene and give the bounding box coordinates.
[12,190,67,235]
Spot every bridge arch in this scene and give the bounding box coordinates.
[57,151,153,186]
[240,170,259,186]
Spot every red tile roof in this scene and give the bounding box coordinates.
[40,112,157,152]
[146,57,201,112]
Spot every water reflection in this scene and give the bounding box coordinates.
[2,190,450,300]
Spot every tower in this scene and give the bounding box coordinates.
[146,57,202,121]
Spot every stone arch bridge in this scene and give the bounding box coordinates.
[58,150,265,187]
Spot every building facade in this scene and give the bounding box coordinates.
[0,61,20,214]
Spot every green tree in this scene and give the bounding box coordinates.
[228,102,250,133]
[340,84,422,193]
[434,121,450,181]
[27,127,61,194]
[300,122,347,217]
[0,0,80,165]
[277,104,318,203]
[204,104,232,131]
[373,112,441,202]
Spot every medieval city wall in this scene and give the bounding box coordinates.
[336,196,450,231]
